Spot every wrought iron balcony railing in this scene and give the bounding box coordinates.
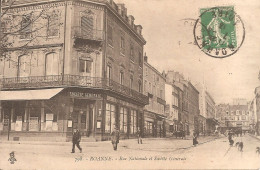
[73,27,104,41]
[0,75,148,104]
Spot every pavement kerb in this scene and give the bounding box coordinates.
[248,134,260,142]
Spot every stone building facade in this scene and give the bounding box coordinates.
[0,0,148,141]
[143,55,166,137]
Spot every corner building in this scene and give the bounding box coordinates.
[0,0,148,141]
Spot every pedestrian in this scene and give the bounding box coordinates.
[71,129,82,153]
[111,126,120,151]
[193,130,198,146]
[137,128,142,144]
[228,129,234,146]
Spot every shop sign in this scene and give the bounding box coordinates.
[69,92,102,100]
[29,117,38,131]
[107,96,136,108]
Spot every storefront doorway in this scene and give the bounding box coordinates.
[72,99,95,137]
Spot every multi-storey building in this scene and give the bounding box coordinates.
[165,70,198,135]
[254,86,260,135]
[0,0,148,141]
[216,101,250,133]
[187,81,200,134]
[195,83,216,134]
[143,55,166,137]
[165,83,182,135]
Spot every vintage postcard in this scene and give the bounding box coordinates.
[0,0,260,169]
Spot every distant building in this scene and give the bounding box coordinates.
[195,83,216,134]
[216,102,250,132]
[143,55,166,138]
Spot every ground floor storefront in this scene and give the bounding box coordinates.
[0,87,148,141]
[143,111,166,138]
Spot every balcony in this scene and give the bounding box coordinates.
[73,27,104,41]
[0,75,148,105]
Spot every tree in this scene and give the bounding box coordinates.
[0,0,62,65]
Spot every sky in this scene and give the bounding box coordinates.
[115,0,260,104]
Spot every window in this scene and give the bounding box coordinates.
[139,52,142,67]
[79,58,92,73]
[46,53,59,76]
[144,80,147,93]
[20,16,32,39]
[119,71,124,85]
[120,107,128,133]
[160,90,163,98]
[18,55,30,77]
[130,75,133,89]
[120,36,125,54]
[145,121,153,134]
[107,65,112,79]
[47,14,59,37]
[108,24,113,45]
[138,81,142,93]
[236,110,239,115]
[81,15,94,37]
[130,110,137,134]
[130,45,134,61]
[105,103,115,133]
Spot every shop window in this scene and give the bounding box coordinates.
[120,107,127,133]
[79,58,92,73]
[20,16,32,39]
[18,55,30,77]
[105,103,115,133]
[145,121,152,134]
[45,53,59,76]
[130,110,137,134]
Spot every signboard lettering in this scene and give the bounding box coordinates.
[69,92,102,99]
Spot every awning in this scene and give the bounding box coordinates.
[0,88,64,101]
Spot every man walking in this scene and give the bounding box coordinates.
[137,128,142,144]
[71,129,82,153]
[111,126,120,151]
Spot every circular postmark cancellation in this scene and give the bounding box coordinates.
[193,6,245,58]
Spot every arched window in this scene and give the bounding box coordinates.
[81,15,94,37]
[18,55,30,77]
[45,53,59,76]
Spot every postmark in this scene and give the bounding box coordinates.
[193,6,245,58]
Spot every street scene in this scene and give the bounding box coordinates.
[0,0,260,169]
[1,134,260,169]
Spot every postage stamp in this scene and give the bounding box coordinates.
[193,6,245,58]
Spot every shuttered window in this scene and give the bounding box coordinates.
[20,16,32,39]
[81,16,93,37]
[47,15,59,37]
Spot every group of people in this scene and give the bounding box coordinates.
[71,128,199,153]
[71,126,143,153]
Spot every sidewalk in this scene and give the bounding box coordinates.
[0,135,223,148]
[248,133,260,141]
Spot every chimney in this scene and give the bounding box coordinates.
[144,52,148,63]
[117,3,126,18]
[136,25,142,35]
[128,15,135,26]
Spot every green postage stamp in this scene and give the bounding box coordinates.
[194,6,245,58]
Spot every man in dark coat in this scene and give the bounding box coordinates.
[137,128,142,144]
[228,129,234,146]
[111,126,120,150]
[71,129,82,153]
[193,130,198,146]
